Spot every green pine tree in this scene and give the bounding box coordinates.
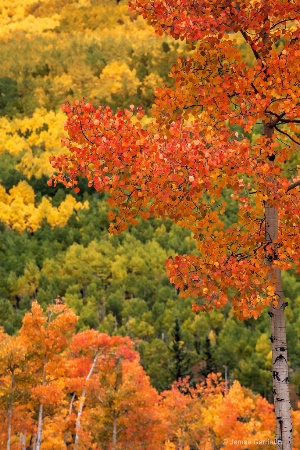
[200,335,216,378]
[169,317,192,382]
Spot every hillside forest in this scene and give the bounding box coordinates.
[0,0,300,449]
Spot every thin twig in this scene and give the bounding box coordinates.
[275,126,300,146]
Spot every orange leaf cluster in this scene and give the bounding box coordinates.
[50,1,300,320]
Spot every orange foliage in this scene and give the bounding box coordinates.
[0,302,164,449]
[50,3,300,320]
[162,374,275,450]
[1,301,300,449]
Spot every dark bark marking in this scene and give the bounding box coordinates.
[279,419,283,441]
[275,354,287,363]
[277,347,286,352]
[273,371,280,381]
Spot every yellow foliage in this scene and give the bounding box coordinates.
[143,72,163,90]
[208,329,216,346]
[50,73,75,98]
[0,0,167,55]
[0,108,67,178]
[0,0,60,41]
[255,333,272,369]
[164,442,189,450]
[0,181,88,232]
[164,442,176,450]
[11,261,40,299]
[0,118,30,156]
[94,61,140,102]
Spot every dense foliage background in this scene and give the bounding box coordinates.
[1,0,300,404]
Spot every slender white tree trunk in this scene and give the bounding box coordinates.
[7,406,12,450]
[35,357,47,450]
[19,432,26,449]
[265,203,292,450]
[74,352,99,450]
[112,413,117,450]
[264,122,292,450]
[64,392,76,445]
[35,403,44,450]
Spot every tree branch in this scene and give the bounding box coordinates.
[265,110,300,125]
[275,125,300,146]
[270,18,296,30]
[278,118,300,124]
[287,180,300,193]
[80,121,94,144]
[240,30,261,61]
[267,112,286,128]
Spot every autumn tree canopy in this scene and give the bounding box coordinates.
[51,1,300,318]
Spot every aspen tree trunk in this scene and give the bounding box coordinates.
[264,125,292,450]
[179,428,184,450]
[35,404,44,450]
[35,357,47,450]
[20,432,26,449]
[112,413,117,450]
[64,392,76,445]
[74,352,99,450]
[266,205,292,450]
[7,408,12,450]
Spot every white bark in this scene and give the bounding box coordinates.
[7,405,12,450]
[64,392,76,445]
[35,403,44,450]
[19,432,26,449]
[112,413,117,450]
[264,122,292,450]
[265,203,292,450]
[74,352,100,450]
[34,357,47,450]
